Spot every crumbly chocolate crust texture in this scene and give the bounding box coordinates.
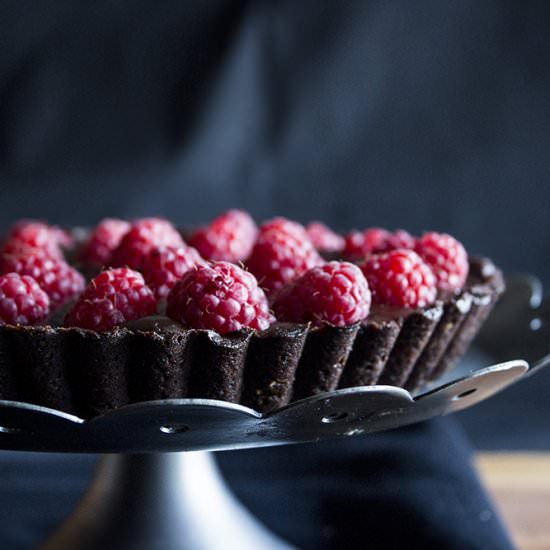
[0,258,503,417]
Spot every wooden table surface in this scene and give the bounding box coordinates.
[476,453,550,550]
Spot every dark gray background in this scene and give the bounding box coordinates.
[0,0,549,449]
[1,0,548,284]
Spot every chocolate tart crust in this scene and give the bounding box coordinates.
[338,319,402,388]
[291,323,360,401]
[0,257,504,416]
[241,324,308,413]
[404,294,472,392]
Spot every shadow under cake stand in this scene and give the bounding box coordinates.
[0,276,547,550]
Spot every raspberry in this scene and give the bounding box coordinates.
[141,245,205,299]
[415,232,469,292]
[344,228,417,260]
[50,226,74,249]
[9,220,74,249]
[0,241,59,262]
[246,229,323,293]
[259,217,310,241]
[110,217,184,270]
[343,228,390,260]
[306,222,345,253]
[273,261,371,327]
[0,273,50,325]
[376,230,416,253]
[188,209,258,262]
[64,267,156,331]
[361,249,437,308]
[0,251,85,310]
[7,220,53,244]
[3,221,63,259]
[78,218,131,266]
[166,261,274,334]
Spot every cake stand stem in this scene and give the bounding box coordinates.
[41,451,294,550]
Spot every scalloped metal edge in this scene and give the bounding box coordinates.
[0,359,530,453]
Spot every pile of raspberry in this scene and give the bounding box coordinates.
[0,221,84,325]
[0,212,469,335]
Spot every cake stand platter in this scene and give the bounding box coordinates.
[0,276,546,550]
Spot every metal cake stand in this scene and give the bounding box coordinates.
[0,276,547,550]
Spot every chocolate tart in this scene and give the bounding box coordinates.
[0,257,503,417]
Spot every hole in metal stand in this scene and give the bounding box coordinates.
[322,412,349,424]
[160,424,190,434]
[453,388,477,401]
[530,317,542,331]
[0,425,21,434]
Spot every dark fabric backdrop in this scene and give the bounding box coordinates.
[0,0,548,284]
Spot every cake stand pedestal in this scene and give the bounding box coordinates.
[42,452,292,550]
[0,276,546,550]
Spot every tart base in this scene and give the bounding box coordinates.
[0,257,504,416]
